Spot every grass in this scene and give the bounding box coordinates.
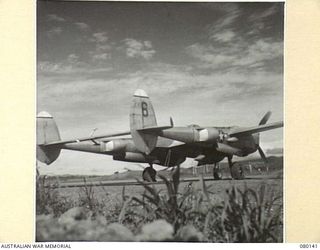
[36,166,283,242]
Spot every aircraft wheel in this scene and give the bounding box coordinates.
[142,167,157,182]
[213,164,222,180]
[213,171,222,180]
[231,163,245,180]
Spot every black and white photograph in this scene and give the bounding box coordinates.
[36,1,284,242]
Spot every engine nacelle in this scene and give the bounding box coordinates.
[198,128,219,142]
[102,139,132,152]
[113,152,157,163]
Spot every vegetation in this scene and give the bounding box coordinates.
[36,167,283,242]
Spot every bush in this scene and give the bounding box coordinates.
[36,172,74,216]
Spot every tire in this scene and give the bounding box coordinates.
[213,171,222,180]
[213,165,222,180]
[142,167,157,182]
[231,163,245,180]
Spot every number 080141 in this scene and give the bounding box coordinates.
[300,244,318,248]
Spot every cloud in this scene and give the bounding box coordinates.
[236,39,283,66]
[38,51,112,76]
[67,54,79,64]
[38,59,112,77]
[96,44,111,51]
[123,39,156,60]
[91,32,108,43]
[87,31,113,62]
[74,22,90,31]
[247,4,282,36]
[186,38,282,70]
[248,5,279,22]
[46,27,62,37]
[187,3,279,71]
[92,53,110,61]
[38,60,83,75]
[37,61,283,138]
[207,3,240,37]
[210,30,236,43]
[185,5,284,71]
[186,43,235,67]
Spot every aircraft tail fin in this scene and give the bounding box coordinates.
[130,89,158,154]
[37,111,61,165]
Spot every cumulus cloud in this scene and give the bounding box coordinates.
[123,39,156,60]
[87,31,113,62]
[91,32,108,43]
[47,14,66,22]
[74,22,90,31]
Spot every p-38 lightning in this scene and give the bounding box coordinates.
[37,89,283,181]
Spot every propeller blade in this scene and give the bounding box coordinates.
[257,145,268,163]
[259,111,272,125]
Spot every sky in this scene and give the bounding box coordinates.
[37,1,284,175]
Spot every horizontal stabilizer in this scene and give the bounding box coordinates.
[229,121,283,137]
[156,138,185,148]
[137,118,174,134]
[40,131,131,146]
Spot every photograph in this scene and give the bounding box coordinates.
[36,1,284,242]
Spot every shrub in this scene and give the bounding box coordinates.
[36,171,73,216]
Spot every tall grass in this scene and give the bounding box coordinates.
[36,166,282,242]
[36,170,73,216]
[127,165,282,242]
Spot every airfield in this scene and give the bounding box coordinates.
[43,155,282,185]
[36,156,283,242]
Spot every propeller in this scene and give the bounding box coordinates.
[259,111,272,125]
[257,145,268,164]
[257,112,271,168]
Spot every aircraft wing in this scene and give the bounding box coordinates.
[40,131,131,146]
[229,121,283,137]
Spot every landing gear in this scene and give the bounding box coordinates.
[142,164,157,182]
[227,156,245,180]
[231,162,245,180]
[213,163,222,180]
